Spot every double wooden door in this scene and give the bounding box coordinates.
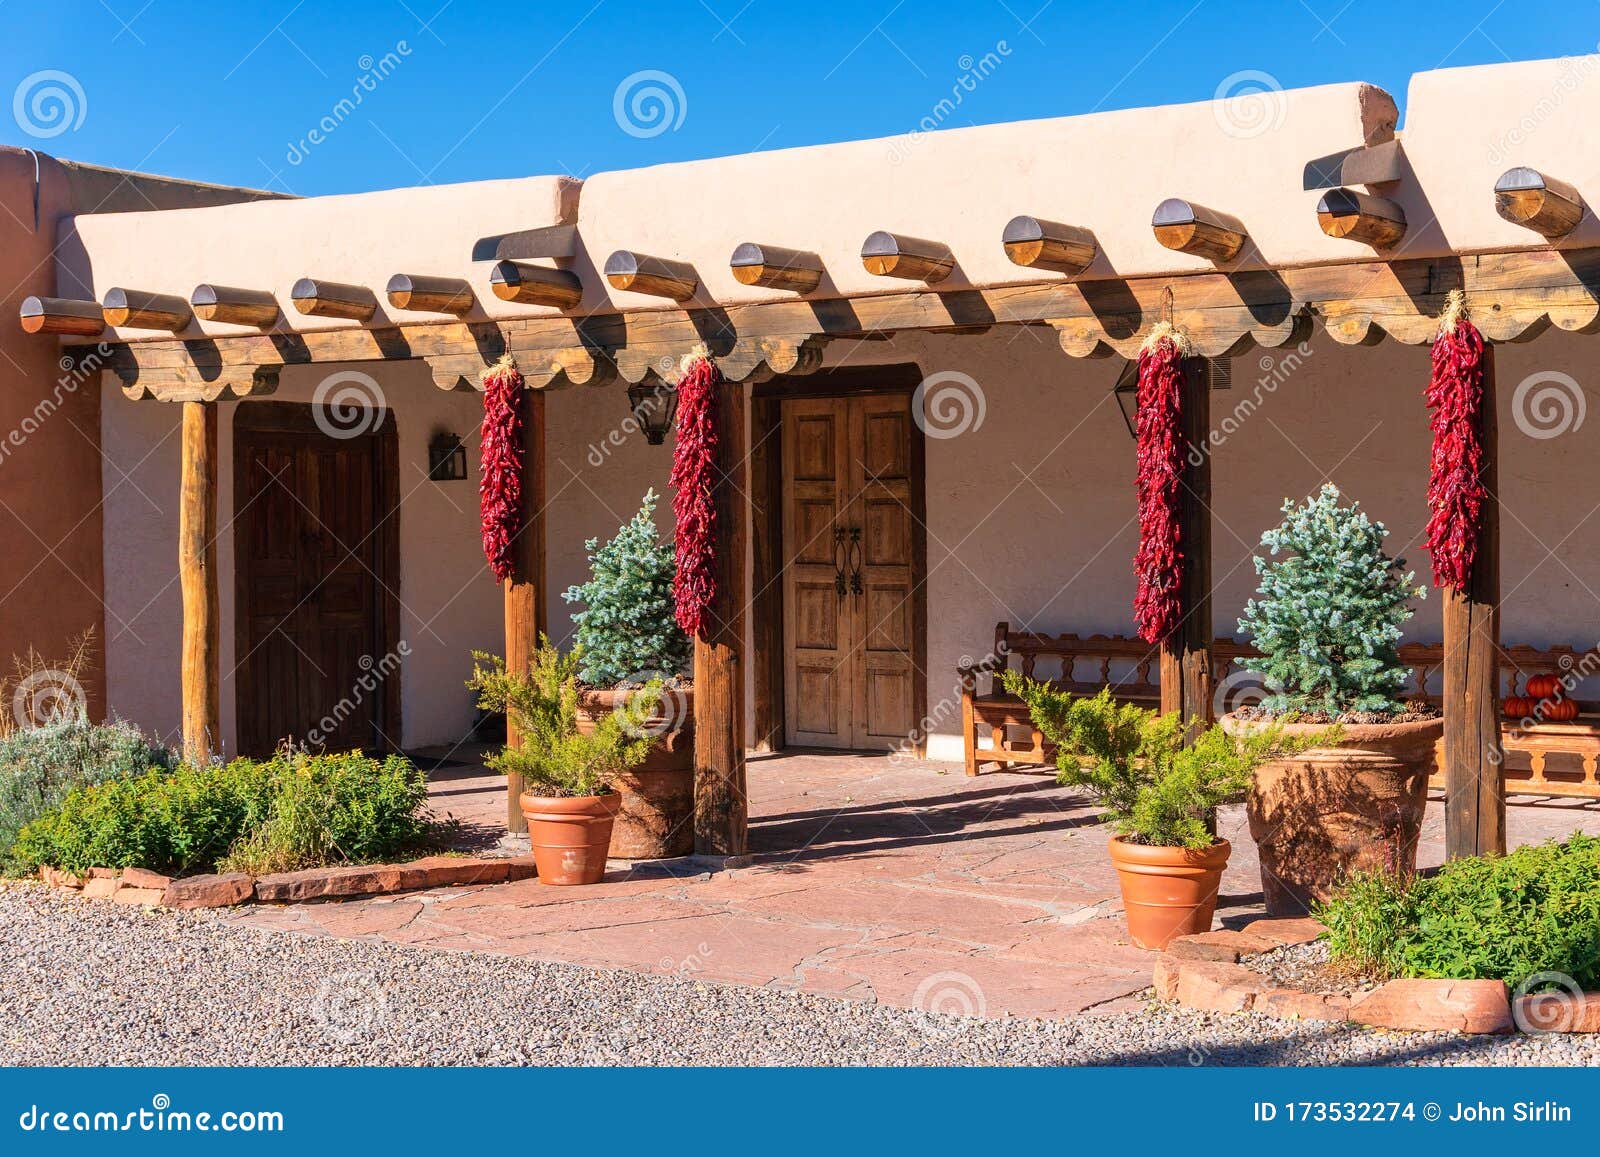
[782,393,923,750]
[234,405,398,756]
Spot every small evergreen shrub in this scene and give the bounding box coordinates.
[562,490,690,687]
[1237,484,1423,716]
[12,750,429,875]
[1318,834,1600,991]
[0,717,174,872]
[1003,674,1326,848]
[468,641,659,798]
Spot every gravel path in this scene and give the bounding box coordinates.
[3,882,1597,1067]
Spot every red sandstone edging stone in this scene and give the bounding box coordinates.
[1157,919,1519,1034]
[1515,991,1600,1033]
[39,854,537,910]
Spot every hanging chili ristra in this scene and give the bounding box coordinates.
[669,345,720,640]
[479,354,525,581]
[1133,322,1191,646]
[1424,288,1488,592]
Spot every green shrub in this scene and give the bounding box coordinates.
[468,641,658,798]
[12,750,429,876]
[1237,484,1423,715]
[1002,675,1327,849]
[1318,834,1600,991]
[561,490,690,687]
[0,717,174,872]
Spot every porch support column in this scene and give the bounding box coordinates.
[694,377,749,856]
[179,401,220,766]
[1159,357,1214,734]
[503,388,547,834]
[1443,346,1505,858]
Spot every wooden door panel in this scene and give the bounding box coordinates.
[236,407,395,757]
[861,663,916,741]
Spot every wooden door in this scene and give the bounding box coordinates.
[235,404,398,756]
[781,392,922,750]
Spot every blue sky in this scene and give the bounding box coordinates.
[4,1,1593,196]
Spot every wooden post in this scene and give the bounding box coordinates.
[1443,345,1505,858]
[179,401,220,766]
[503,388,547,834]
[694,377,749,855]
[749,394,784,753]
[1158,358,1214,734]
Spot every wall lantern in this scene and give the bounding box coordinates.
[628,379,679,445]
[1112,358,1232,439]
[428,432,468,481]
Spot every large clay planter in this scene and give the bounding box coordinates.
[520,791,621,885]
[1226,714,1445,916]
[1108,835,1232,950]
[576,687,695,860]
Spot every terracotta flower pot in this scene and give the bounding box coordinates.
[1224,713,1445,916]
[576,687,695,860]
[1108,835,1232,950]
[520,791,622,885]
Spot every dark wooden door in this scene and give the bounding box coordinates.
[780,391,923,750]
[234,404,399,756]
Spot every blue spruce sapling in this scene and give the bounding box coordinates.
[1237,484,1423,717]
[562,490,692,688]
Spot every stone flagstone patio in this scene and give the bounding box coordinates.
[222,750,1600,1021]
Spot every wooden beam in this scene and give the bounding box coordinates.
[103,288,190,332]
[1152,199,1247,262]
[291,278,378,321]
[860,231,953,283]
[729,243,824,294]
[1158,358,1213,737]
[489,260,583,309]
[386,274,474,316]
[604,251,699,301]
[1495,167,1584,239]
[82,245,1600,393]
[179,401,220,766]
[1317,188,1407,249]
[1001,216,1097,276]
[19,295,103,336]
[502,387,547,835]
[749,393,784,753]
[190,284,278,328]
[694,377,748,856]
[1443,344,1505,859]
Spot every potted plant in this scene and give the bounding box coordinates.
[1003,676,1311,949]
[561,490,695,859]
[1226,484,1442,916]
[468,642,661,885]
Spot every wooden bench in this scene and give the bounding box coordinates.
[959,622,1600,799]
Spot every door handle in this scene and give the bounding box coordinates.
[833,528,848,599]
[847,528,863,601]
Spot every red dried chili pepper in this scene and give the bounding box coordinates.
[479,356,525,581]
[1133,331,1187,645]
[670,353,720,640]
[1424,293,1487,592]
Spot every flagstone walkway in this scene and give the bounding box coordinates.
[222,750,1600,1021]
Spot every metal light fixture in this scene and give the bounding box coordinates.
[1111,357,1232,439]
[427,431,467,481]
[627,378,679,445]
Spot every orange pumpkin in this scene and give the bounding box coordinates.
[1547,698,1581,723]
[1504,696,1533,720]
[1526,673,1563,700]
